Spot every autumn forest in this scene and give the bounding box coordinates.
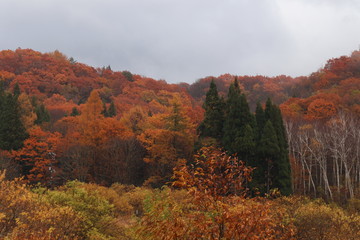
[1,48,360,239]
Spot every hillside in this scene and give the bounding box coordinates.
[3,48,360,122]
[1,48,360,239]
[0,49,202,123]
[187,50,360,118]
[1,49,360,189]
[185,50,360,202]
[0,48,203,187]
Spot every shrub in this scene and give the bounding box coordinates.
[137,187,295,239]
[0,171,84,239]
[293,200,360,240]
[42,181,125,239]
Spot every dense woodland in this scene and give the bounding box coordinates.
[1,48,360,239]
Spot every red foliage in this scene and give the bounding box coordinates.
[305,98,337,120]
[2,47,360,189]
[11,127,61,185]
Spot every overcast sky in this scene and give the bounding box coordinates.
[1,0,360,83]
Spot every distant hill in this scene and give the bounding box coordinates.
[186,50,360,119]
[1,48,359,123]
[1,48,360,199]
[0,48,201,124]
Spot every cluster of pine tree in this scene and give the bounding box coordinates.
[0,84,27,150]
[198,79,292,195]
[102,100,116,118]
[0,83,50,151]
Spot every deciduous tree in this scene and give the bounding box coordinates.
[12,127,61,185]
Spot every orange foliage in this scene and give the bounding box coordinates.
[138,148,295,239]
[3,47,360,191]
[305,98,337,120]
[76,90,132,147]
[313,72,331,90]
[0,70,15,86]
[11,127,61,185]
[173,146,253,198]
[264,80,283,94]
[44,94,76,113]
[324,56,351,76]
[120,106,148,134]
[0,172,85,239]
[280,99,303,119]
[18,93,37,129]
[138,101,195,186]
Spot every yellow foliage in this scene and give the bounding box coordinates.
[137,188,295,240]
[274,196,360,240]
[76,90,133,147]
[80,90,104,122]
[120,106,148,134]
[3,168,360,240]
[81,183,133,216]
[293,200,360,240]
[18,93,37,129]
[0,171,84,239]
[10,205,84,240]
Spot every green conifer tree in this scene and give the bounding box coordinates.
[238,94,255,127]
[263,98,292,195]
[255,102,266,141]
[34,104,50,125]
[0,88,28,150]
[101,102,108,117]
[107,101,116,117]
[223,78,255,158]
[70,107,80,116]
[13,83,20,99]
[233,124,256,163]
[223,78,242,154]
[122,71,134,82]
[198,80,225,139]
[257,120,280,193]
[272,106,292,195]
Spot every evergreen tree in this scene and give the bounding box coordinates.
[255,102,266,141]
[233,124,256,163]
[101,102,108,117]
[122,71,134,82]
[0,81,4,93]
[272,106,292,195]
[223,78,242,154]
[238,94,255,127]
[251,102,266,190]
[70,107,80,116]
[198,79,225,139]
[0,88,28,150]
[257,120,280,193]
[69,57,77,64]
[247,99,292,195]
[263,98,292,195]
[107,101,116,117]
[223,78,255,157]
[30,96,37,107]
[198,80,291,195]
[13,83,20,98]
[265,98,276,123]
[34,104,50,125]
